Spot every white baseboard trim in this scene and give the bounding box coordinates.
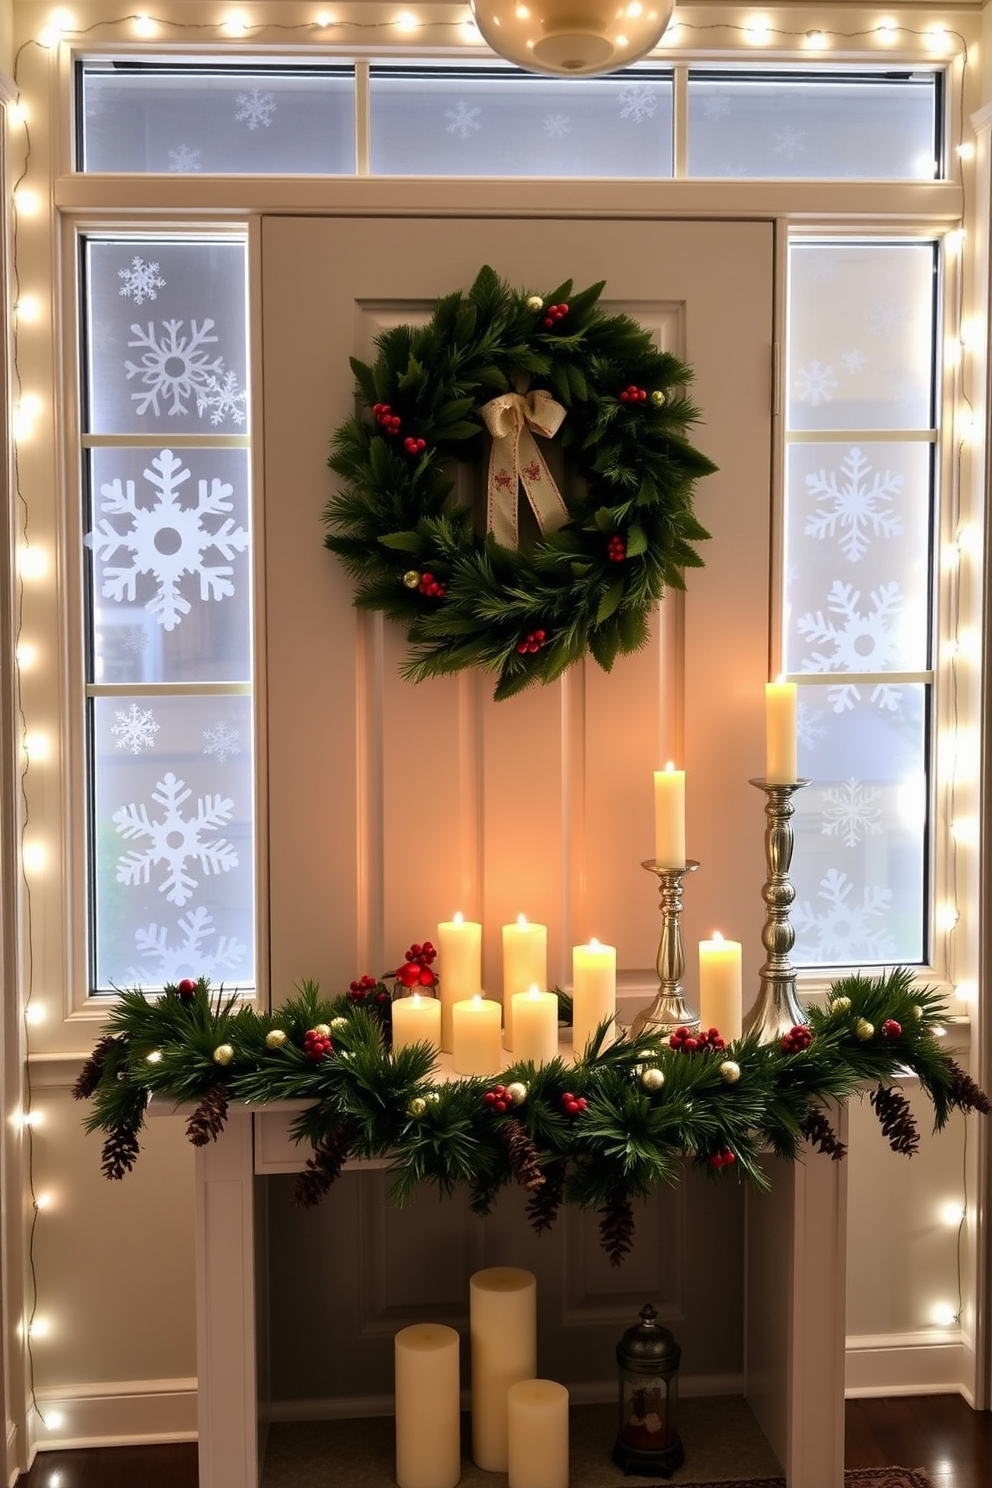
[845,1331,966,1397]
[32,1378,197,1451]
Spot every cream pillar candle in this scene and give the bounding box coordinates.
[391,993,442,1056]
[653,762,686,868]
[501,916,548,1050]
[571,938,617,1058]
[765,679,798,784]
[507,1379,569,1488]
[698,931,743,1040]
[511,986,558,1066]
[394,1323,461,1488]
[436,912,483,1053]
[470,1267,537,1472]
[452,995,502,1076]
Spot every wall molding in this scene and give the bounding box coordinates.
[845,1331,967,1399]
[32,1378,197,1451]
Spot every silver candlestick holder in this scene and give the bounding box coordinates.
[629,861,701,1041]
[743,778,810,1044]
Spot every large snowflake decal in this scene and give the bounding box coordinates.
[543,113,571,139]
[804,446,905,563]
[203,720,241,764]
[85,448,250,632]
[111,703,160,755]
[618,86,658,122]
[113,771,239,907]
[793,360,837,407]
[445,100,482,138]
[796,579,904,713]
[773,124,806,160]
[168,144,202,173]
[127,905,247,986]
[821,778,883,847]
[793,868,896,964]
[234,89,276,130]
[118,257,166,307]
[125,319,226,418]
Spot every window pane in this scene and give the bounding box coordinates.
[84,238,248,436]
[91,693,255,991]
[687,73,939,180]
[79,64,356,175]
[369,68,673,177]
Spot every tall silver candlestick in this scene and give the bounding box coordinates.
[743,778,810,1044]
[629,861,701,1041]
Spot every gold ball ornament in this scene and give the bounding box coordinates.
[854,1018,875,1041]
[720,1060,742,1084]
[506,1081,529,1105]
[265,1029,287,1048]
[409,1096,427,1118]
[651,389,666,406]
[526,295,544,311]
[830,995,852,1015]
[213,1043,234,1065]
[912,1004,924,1020]
[641,1067,665,1091]
[403,570,421,589]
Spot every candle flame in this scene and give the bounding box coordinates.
[664,760,675,772]
[590,936,600,950]
[411,993,422,1007]
[517,913,528,929]
[528,984,540,998]
[472,994,484,1008]
[712,930,725,946]
[453,910,463,925]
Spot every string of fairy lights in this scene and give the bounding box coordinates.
[6,4,985,1435]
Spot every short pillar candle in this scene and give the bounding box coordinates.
[507,1379,569,1488]
[571,939,617,1057]
[502,916,548,1050]
[436,912,483,1052]
[698,932,743,1041]
[452,995,503,1076]
[765,680,798,784]
[470,1267,537,1471]
[394,1323,461,1488]
[391,993,442,1055]
[511,986,559,1066]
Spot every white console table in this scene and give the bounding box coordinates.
[193,1102,848,1488]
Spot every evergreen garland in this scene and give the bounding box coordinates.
[324,265,717,700]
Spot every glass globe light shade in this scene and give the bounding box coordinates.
[470,0,676,75]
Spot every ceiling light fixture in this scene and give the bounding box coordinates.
[470,0,675,76]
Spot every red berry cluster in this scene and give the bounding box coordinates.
[483,1084,511,1114]
[561,1091,588,1116]
[709,1149,737,1170]
[417,572,446,598]
[395,941,438,990]
[781,1024,813,1054]
[516,629,547,655]
[373,402,402,434]
[404,436,426,456]
[542,302,569,329]
[619,385,647,404]
[348,974,389,1007]
[176,977,198,1003]
[881,1018,902,1039]
[607,535,626,563]
[670,1025,725,1053]
[304,1028,332,1063]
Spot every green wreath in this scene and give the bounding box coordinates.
[324,265,717,701]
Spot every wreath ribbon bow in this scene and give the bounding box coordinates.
[481,389,569,549]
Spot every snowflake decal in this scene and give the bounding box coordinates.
[85,447,250,632]
[618,86,658,122]
[793,868,896,964]
[866,297,906,337]
[127,905,247,987]
[793,360,838,407]
[701,94,731,120]
[773,125,806,160]
[111,703,160,755]
[234,89,276,130]
[543,112,571,139]
[118,257,166,307]
[804,447,905,563]
[840,348,867,375]
[796,579,904,713]
[168,144,202,173]
[121,626,150,655]
[125,319,226,419]
[821,778,883,847]
[196,370,248,427]
[203,720,241,764]
[113,771,239,907]
[445,100,482,138]
[796,700,827,751]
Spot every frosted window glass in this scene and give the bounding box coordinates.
[369,69,673,177]
[792,686,926,967]
[85,238,248,436]
[91,694,255,991]
[86,447,252,686]
[79,65,355,175]
[784,442,932,681]
[687,75,938,180]
[787,242,936,432]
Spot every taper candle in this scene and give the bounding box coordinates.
[470,1267,537,1472]
[394,1323,461,1488]
[436,912,482,1052]
[502,915,548,1050]
[571,939,617,1058]
[391,993,442,1055]
[653,762,686,869]
[698,931,743,1040]
[507,1379,569,1488]
[511,986,559,1066]
[452,995,502,1076]
[765,679,798,784]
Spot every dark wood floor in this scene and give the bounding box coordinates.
[15,1395,992,1486]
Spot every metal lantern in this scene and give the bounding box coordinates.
[612,1303,684,1478]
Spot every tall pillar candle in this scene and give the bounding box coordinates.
[511,986,559,1066]
[470,1266,537,1471]
[765,680,798,784]
[698,931,743,1040]
[391,993,442,1056]
[502,916,548,1050]
[394,1323,461,1488]
[571,938,617,1057]
[452,995,503,1076]
[437,912,483,1052]
[653,763,686,869]
[507,1379,569,1488]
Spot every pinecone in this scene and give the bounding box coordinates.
[803,1106,847,1161]
[185,1085,230,1147]
[525,1164,563,1237]
[946,1059,992,1116]
[72,1036,119,1101]
[870,1084,920,1156]
[293,1120,356,1208]
[499,1121,545,1194]
[101,1123,141,1181]
[599,1189,636,1268]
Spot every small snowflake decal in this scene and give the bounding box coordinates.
[796,700,827,751]
[445,100,482,139]
[121,626,150,655]
[793,360,838,407]
[618,86,658,123]
[234,89,276,130]
[125,319,226,419]
[804,447,905,563]
[85,448,250,632]
[866,297,906,337]
[701,94,731,120]
[203,720,241,764]
[127,905,247,987]
[196,370,248,427]
[543,112,571,139]
[840,348,867,375]
[796,579,904,713]
[111,703,160,755]
[793,868,896,964]
[821,778,884,847]
[773,125,806,160]
[167,144,202,173]
[118,257,166,307]
[113,770,239,907]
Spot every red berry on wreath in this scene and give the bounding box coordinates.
[404,436,427,456]
[881,1019,902,1039]
[177,977,197,1002]
[516,629,547,656]
[303,1028,333,1063]
[781,1024,813,1054]
[607,535,626,562]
